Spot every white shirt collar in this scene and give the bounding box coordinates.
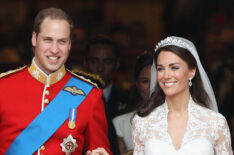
[103,83,112,102]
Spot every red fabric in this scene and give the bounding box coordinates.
[0,68,111,155]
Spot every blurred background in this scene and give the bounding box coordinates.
[0,0,233,146]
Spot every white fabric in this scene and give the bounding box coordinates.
[113,111,135,151]
[149,60,156,97]
[132,98,233,155]
[151,36,218,112]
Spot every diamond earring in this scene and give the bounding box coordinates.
[189,78,192,87]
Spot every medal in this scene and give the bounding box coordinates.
[68,108,76,129]
[60,134,78,155]
[68,121,75,129]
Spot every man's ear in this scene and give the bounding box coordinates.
[32,32,37,47]
[68,39,71,51]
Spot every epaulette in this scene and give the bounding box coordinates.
[67,69,105,89]
[0,66,26,79]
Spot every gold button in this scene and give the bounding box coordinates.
[45,90,50,95]
[40,145,45,150]
[44,99,49,104]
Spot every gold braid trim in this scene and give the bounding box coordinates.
[0,66,27,78]
[67,69,105,89]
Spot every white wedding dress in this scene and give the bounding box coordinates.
[132,98,233,155]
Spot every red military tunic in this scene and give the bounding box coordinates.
[0,60,111,154]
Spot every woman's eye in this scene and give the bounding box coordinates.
[142,79,149,84]
[157,67,164,71]
[172,66,179,70]
[138,78,149,84]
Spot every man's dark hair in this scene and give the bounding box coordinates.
[85,34,120,59]
[33,8,74,38]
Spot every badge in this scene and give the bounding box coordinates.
[64,86,85,96]
[60,134,78,155]
[68,108,76,129]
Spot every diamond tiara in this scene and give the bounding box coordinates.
[155,36,195,53]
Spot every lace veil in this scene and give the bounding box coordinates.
[150,36,218,112]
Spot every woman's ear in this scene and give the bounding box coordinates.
[189,68,196,79]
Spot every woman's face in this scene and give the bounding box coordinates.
[156,51,195,97]
[136,65,151,103]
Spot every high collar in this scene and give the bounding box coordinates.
[28,58,66,85]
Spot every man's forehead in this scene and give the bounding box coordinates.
[37,18,71,38]
[39,18,70,31]
[89,44,115,57]
[41,17,69,25]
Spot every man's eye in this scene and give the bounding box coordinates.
[104,59,114,65]
[59,40,67,44]
[44,38,51,42]
[88,59,98,64]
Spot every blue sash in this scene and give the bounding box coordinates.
[6,76,93,155]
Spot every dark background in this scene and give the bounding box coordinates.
[0,0,233,147]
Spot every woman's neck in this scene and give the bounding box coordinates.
[166,90,191,115]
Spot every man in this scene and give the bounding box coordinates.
[84,35,128,154]
[84,35,128,119]
[0,8,110,155]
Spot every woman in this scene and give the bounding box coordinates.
[113,52,153,155]
[132,36,233,155]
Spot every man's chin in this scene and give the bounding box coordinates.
[46,66,61,74]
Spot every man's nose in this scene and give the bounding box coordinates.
[97,62,104,73]
[50,42,59,54]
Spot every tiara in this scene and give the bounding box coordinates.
[155,36,195,53]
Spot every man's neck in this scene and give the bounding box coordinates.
[28,58,66,85]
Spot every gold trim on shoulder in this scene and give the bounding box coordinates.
[67,69,104,89]
[0,66,26,78]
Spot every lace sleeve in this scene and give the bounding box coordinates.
[132,116,144,155]
[215,114,233,155]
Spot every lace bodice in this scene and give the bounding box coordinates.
[132,99,233,155]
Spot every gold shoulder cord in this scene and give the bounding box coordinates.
[67,69,104,89]
[0,66,26,78]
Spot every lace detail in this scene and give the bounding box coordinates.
[132,99,233,155]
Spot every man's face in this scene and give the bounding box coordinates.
[32,17,71,74]
[86,44,119,87]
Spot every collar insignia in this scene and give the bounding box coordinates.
[64,86,85,96]
[60,134,78,155]
[28,58,66,85]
